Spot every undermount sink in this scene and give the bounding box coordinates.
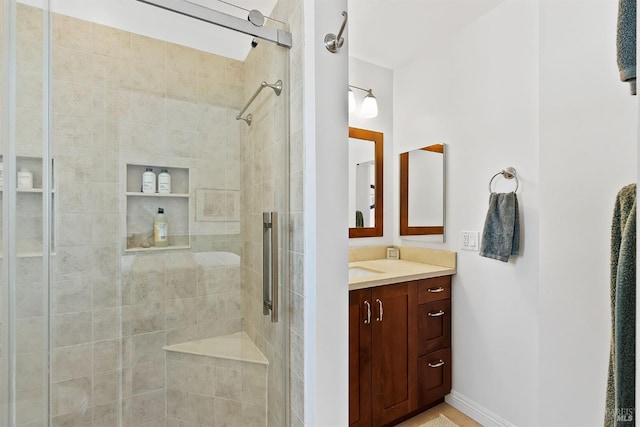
[349,266,383,278]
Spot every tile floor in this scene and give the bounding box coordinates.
[396,402,483,427]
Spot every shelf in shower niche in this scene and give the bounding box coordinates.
[0,188,56,193]
[125,164,189,194]
[125,192,189,198]
[124,163,191,251]
[0,252,56,258]
[124,245,191,253]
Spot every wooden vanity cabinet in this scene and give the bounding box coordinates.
[350,288,373,427]
[349,275,452,427]
[416,276,452,409]
[349,282,417,427]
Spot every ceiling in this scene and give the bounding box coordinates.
[18,0,505,67]
[348,0,507,70]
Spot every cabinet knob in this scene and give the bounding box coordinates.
[375,298,383,322]
[428,310,445,317]
[427,287,445,293]
[428,360,445,368]
[364,300,371,324]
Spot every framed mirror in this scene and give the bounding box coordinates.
[348,127,384,238]
[400,143,445,236]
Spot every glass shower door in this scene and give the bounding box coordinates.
[2,1,52,425]
[2,0,292,425]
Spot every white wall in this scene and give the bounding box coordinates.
[303,0,636,425]
[303,0,349,425]
[538,1,637,425]
[349,57,394,246]
[394,2,540,424]
[394,0,637,426]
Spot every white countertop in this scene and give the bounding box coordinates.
[349,258,456,291]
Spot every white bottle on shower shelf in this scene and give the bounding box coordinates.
[142,167,156,193]
[17,168,33,189]
[154,207,169,247]
[158,168,171,194]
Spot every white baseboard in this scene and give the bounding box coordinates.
[445,390,516,427]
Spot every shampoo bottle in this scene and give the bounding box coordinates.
[154,208,169,247]
[158,168,171,194]
[17,168,33,189]
[142,167,156,193]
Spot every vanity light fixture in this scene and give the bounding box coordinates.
[348,88,356,113]
[348,85,378,118]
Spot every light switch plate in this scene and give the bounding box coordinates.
[461,231,479,251]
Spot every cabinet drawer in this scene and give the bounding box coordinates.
[417,276,451,304]
[417,300,451,355]
[417,347,452,408]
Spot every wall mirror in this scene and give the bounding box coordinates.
[400,143,445,236]
[348,127,384,238]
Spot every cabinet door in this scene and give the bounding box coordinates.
[350,289,372,427]
[371,282,417,426]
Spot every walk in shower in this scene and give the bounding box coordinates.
[1,0,296,425]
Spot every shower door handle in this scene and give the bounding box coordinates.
[263,212,279,323]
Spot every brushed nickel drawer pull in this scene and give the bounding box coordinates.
[364,300,371,324]
[427,287,445,293]
[376,298,383,322]
[428,360,445,368]
[428,310,445,317]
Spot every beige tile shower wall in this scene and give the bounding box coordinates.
[14,4,247,426]
[165,351,268,426]
[239,0,305,426]
[277,0,305,425]
[241,37,288,427]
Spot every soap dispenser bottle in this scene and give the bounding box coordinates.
[154,208,169,247]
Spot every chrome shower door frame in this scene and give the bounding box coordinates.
[135,0,292,48]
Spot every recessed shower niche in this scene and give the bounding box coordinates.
[0,155,55,257]
[124,163,190,251]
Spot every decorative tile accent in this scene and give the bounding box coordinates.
[196,189,240,222]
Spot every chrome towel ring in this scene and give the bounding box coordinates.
[488,167,519,193]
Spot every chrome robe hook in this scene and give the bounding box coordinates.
[325,11,348,53]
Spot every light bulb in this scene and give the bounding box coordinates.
[360,92,378,118]
[348,89,356,113]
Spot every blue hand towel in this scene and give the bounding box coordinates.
[617,0,636,95]
[479,192,519,262]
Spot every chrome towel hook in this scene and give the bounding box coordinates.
[325,11,348,53]
[488,167,519,193]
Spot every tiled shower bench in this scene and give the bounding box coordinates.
[164,332,268,426]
